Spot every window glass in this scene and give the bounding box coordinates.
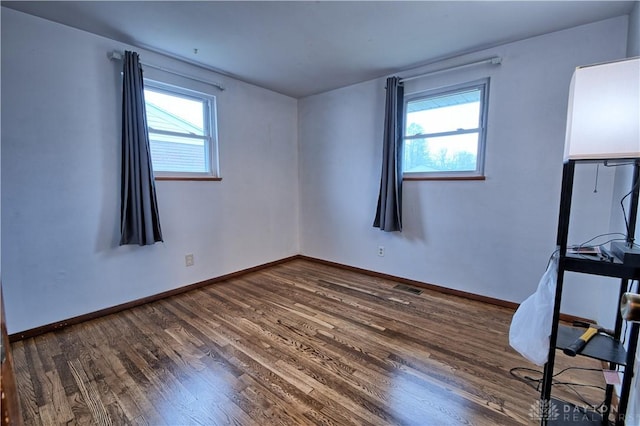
[144,81,218,177]
[403,80,488,178]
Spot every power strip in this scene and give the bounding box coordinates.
[610,242,640,267]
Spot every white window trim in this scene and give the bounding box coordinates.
[403,78,490,179]
[144,79,220,179]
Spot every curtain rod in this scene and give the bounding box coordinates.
[399,56,502,83]
[108,51,225,91]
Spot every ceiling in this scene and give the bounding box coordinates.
[2,1,636,98]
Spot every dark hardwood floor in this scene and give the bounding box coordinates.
[12,259,605,425]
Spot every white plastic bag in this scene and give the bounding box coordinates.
[509,253,558,366]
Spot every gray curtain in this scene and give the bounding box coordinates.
[373,77,404,232]
[119,51,163,246]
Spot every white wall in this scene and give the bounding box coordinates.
[1,8,299,334]
[298,16,628,321]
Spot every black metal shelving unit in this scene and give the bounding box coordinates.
[540,159,640,426]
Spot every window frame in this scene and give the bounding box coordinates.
[402,78,490,180]
[143,79,220,180]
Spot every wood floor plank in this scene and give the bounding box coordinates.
[11,341,43,426]
[37,370,76,425]
[67,358,113,425]
[12,259,607,425]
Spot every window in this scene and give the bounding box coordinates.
[144,80,219,179]
[403,79,489,179]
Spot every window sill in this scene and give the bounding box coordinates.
[403,175,485,181]
[155,176,222,182]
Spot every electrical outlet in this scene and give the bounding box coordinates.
[378,246,385,257]
[185,254,194,267]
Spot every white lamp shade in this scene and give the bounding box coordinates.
[564,57,640,162]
